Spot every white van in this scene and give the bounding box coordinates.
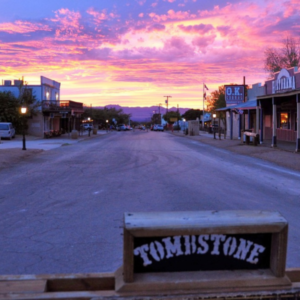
[0,122,16,140]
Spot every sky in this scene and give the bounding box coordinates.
[0,0,299,109]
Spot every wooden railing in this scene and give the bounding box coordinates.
[264,127,296,142]
[42,100,84,112]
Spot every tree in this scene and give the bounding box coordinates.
[0,91,19,123]
[181,109,202,121]
[162,110,181,124]
[206,85,226,112]
[0,79,40,133]
[206,85,226,128]
[264,37,300,75]
[83,107,131,127]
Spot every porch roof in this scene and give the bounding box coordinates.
[257,89,300,100]
[216,100,257,112]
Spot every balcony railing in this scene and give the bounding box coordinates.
[42,100,84,113]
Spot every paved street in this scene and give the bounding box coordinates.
[0,130,300,275]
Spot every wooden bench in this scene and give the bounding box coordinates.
[243,131,259,146]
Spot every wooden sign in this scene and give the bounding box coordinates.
[115,211,291,294]
[133,233,272,273]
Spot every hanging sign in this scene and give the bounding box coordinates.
[225,85,245,104]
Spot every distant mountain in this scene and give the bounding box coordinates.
[95,105,191,122]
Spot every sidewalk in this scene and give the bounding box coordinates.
[0,130,107,151]
[170,130,300,172]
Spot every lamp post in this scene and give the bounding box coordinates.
[21,106,27,150]
[212,113,216,139]
[87,117,91,136]
[106,120,109,132]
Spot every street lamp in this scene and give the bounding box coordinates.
[21,106,27,150]
[212,113,217,139]
[106,120,109,132]
[87,117,91,136]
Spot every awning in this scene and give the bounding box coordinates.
[216,100,257,112]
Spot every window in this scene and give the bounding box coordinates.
[280,112,289,129]
[0,124,9,130]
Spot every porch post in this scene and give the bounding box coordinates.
[230,110,233,140]
[238,114,241,139]
[248,109,251,130]
[260,101,264,143]
[296,94,300,152]
[256,104,259,134]
[272,97,277,147]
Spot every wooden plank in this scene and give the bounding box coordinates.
[116,269,292,295]
[270,225,288,277]
[286,268,300,282]
[46,277,114,292]
[123,227,134,283]
[0,280,46,294]
[0,273,115,281]
[0,290,115,300]
[124,211,287,237]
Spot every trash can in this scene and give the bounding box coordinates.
[71,130,78,139]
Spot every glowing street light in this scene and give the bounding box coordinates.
[212,113,217,139]
[21,106,27,150]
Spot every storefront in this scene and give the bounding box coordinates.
[257,67,300,152]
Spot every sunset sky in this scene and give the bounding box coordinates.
[0,0,299,109]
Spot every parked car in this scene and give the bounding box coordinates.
[153,124,164,131]
[116,124,126,131]
[81,124,93,130]
[0,122,15,140]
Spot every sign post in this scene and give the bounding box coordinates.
[116,210,290,295]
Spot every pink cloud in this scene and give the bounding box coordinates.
[0,21,51,34]
[216,26,232,37]
[138,13,144,17]
[50,8,84,41]
[149,10,196,22]
[163,36,195,58]
[147,23,166,32]
[283,0,300,18]
[178,24,214,34]
[192,35,216,52]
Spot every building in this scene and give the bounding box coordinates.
[217,67,300,151]
[0,76,84,137]
[258,67,300,151]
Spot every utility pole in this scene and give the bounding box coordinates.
[164,96,171,113]
[158,103,162,114]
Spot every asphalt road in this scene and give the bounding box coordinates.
[0,130,300,275]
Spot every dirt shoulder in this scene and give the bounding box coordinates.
[172,132,300,173]
[0,148,44,170]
